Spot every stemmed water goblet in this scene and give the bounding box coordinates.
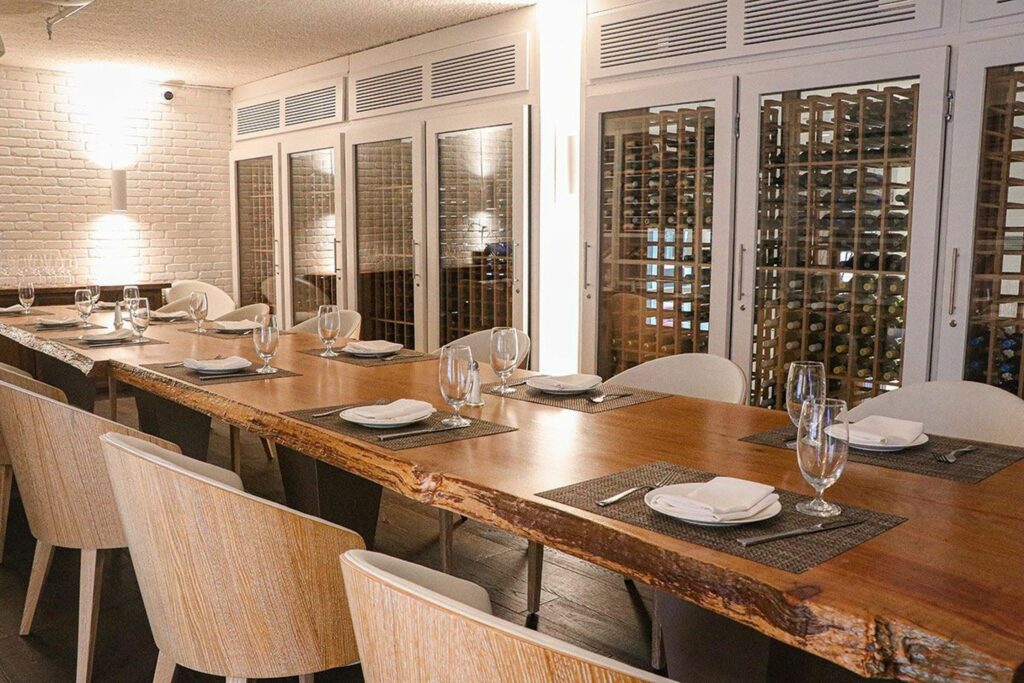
[253,314,280,374]
[18,282,35,314]
[489,327,520,395]
[74,288,94,327]
[786,361,826,447]
[795,398,850,517]
[439,344,474,427]
[129,297,151,341]
[316,304,342,357]
[188,291,209,334]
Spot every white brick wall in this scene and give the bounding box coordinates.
[0,64,233,294]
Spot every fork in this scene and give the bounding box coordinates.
[596,474,674,507]
[934,446,976,464]
[312,399,388,419]
[588,392,632,404]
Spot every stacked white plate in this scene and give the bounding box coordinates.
[182,356,253,375]
[526,374,602,395]
[38,316,82,329]
[79,329,135,345]
[211,320,260,334]
[152,310,189,321]
[645,477,781,527]
[826,415,928,453]
[338,399,435,429]
[342,340,404,358]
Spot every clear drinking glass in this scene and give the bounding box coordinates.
[74,288,94,326]
[88,284,101,305]
[129,297,151,340]
[18,282,35,314]
[795,398,849,517]
[253,313,280,374]
[188,291,209,334]
[439,344,474,427]
[316,304,342,357]
[122,285,140,304]
[489,327,520,395]
[786,361,826,447]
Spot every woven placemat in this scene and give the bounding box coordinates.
[56,336,168,350]
[741,426,1024,484]
[178,328,293,339]
[537,461,904,574]
[480,381,669,414]
[284,402,516,451]
[15,321,106,332]
[0,310,52,317]
[298,348,435,368]
[140,362,300,386]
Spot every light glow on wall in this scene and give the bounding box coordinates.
[89,213,142,284]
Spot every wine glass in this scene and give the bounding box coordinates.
[786,361,826,447]
[795,398,849,517]
[129,297,151,341]
[88,284,102,305]
[489,327,520,395]
[316,304,342,357]
[74,288,94,327]
[253,314,280,374]
[188,291,209,334]
[122,285,140,305]
[18,282,35,314]
[439,344,474,427]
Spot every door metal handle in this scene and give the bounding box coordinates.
[948,247,959,316]
[737,244,747,301]
[583,241,592,289]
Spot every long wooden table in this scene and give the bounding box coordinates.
[2,306,1022,682]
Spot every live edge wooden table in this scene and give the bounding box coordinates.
[1,306,1022,683]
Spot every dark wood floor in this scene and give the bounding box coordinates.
[0,396,656,682]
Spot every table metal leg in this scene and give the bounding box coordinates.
[527,541,544,614]
[229,425,242,476]
[439,509,455,574]
[34,353,95,412]
[134,389,212,461]
[107,376,118,422]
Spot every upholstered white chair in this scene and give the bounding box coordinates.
[289,310,361,339]
[845,380,1024,446]
[155,296,190,314]
[441,328,531,368]
[214,303,270,323]
[340,549,672,683]
[166,280,235,320]
[609,353,748,405]
[101,432,364,683]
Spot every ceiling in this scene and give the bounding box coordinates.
[0,0,534,88]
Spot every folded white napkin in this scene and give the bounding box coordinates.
[527,374,603,392]
[649,489,780,522]
[38,316,81,327]
[344,340,403,354]
[94,301,116,310]
[649,477,777,523]
[81,328,134,343]
[0,304,24,313]
[211,320,260,331]
[346,399,435,421]
[182,356,252,372]
[846,415,924,446]
[152,310,189,320]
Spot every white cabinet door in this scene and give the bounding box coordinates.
[425,105,530,351]
[344,121,427,350]
[936,35,1024,400]
[579,77,737,376]
[730,48,950,409]
[230,140,283,313]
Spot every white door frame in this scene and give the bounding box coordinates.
[425,104,530,351]
[229,139,282,311]
[730,46,951,388]
[344,120,428,351]
[579,75,738,374]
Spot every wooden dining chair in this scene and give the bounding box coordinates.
[0,379,241,683]
[100,432,365,683]
[340,549,673,683]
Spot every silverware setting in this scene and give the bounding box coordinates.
[934,445,976,464]
[736,519,864,547]
[311,399,389,419]
[588,391,632,404]
[376,423,470,442]
[596,473,674,507]
[507,375,547,388]
[164,354,224,369]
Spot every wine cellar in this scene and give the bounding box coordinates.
[749,80,919,409]
[235,155,277,310]
[596,102,716,379]
[288,148,337,324]
[965,63,1024,397]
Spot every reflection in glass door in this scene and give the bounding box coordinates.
[236,156,277,310]
[597,102,716,379]
[288,148,336,325]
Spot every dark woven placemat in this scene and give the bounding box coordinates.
[298,348,435,368]
[741,426,1024,484]
[56,336,168,350]
[536,461,905,574]
[480,381,669,413]
[284,402,516,451]
[140,361,300,386]
[15,321,106,332]
[0,310,52,317]
[178,328,293,339]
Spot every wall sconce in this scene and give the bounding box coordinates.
[111,168,127,212]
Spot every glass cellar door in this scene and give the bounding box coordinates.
[236,155,278,310]
[287,148,336,325]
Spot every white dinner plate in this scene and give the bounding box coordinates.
[343,349,398,358]
[824,425,929,452]
[525,379,603,395]
[185,359,254,375]
[644,483,782,527]
[337,407,434,429]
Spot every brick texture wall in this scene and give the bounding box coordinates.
[0,64,233,294]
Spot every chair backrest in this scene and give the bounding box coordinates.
[214,303,269,322]
[609,353,748,405]
[100,433,364,678]
[167,280,235,319]
[0,379,182,550]
[289,310,361,339]
[443,329,531,368]
[845,381,1024,446]
[0,365,63,467]
[340,550,671,683]
[155,296,190,313]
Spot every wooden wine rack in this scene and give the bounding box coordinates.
[597,104,715,379]
[750,82,919,409]
[236,156,277,311]
[965,65,1024,397]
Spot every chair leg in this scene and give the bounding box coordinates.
[527,541,544,614]
[0,464,13,564]
[77,549,104,683]
[152,650,175,683]
[260,437,277,461]
[226,678,247,683]
[298,675,315,683]
[438,509,454,574]
[20,540,55,635]
[651,595,665,670]
[107,376,118,423]
[229,425,242,476]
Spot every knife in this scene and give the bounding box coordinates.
[377,424,469,442]
[736,519,864,547]
[198,371,254,381]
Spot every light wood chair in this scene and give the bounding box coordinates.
[340,549,673,683]
[167,279,235,319]
[289,309,362,339]
[610,353,749,405]
[100,432,365,683]
[0,379,241,683]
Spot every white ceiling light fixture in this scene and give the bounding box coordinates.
[44,0,94,40]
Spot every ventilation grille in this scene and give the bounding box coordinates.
[236,100,280,136]
[284,86,337,126]
[354,66,425,114]
[744,0,917,45]
[599,0,728,69]
[430,44,517,99]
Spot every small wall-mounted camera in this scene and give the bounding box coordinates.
[162,90,174,102]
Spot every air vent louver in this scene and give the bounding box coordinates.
[284,85,337,126]
[354,66,424,114]
[430,44,517,99]
[236,100,280,136]
[599,0,728,69]
[744,0,917,45]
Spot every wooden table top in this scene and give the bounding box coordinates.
[2,306,1023,682]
